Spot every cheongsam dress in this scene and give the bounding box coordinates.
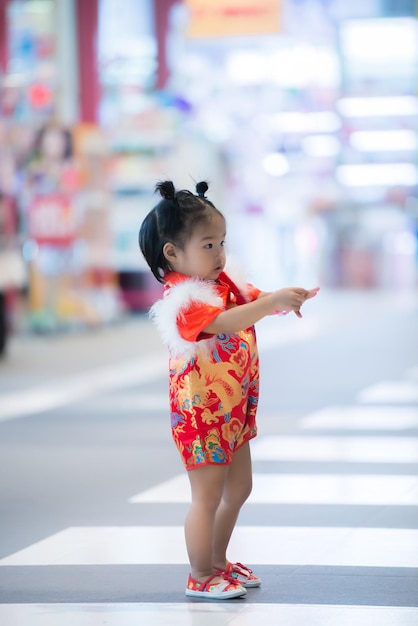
[150,271,260,470]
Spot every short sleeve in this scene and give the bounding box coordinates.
[177,300,223,342]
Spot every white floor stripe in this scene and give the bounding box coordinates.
[129,473,418,506]
[1,526,418,568]
[1,603,417,626]
[0,355,167,423]
[83,393,169,411]
[250,435,418,463]
[358,381,418,404]
[300,406,418,431]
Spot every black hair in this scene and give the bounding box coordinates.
[138,180,223,283]
[33,122,73,161]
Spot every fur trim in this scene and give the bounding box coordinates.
[150,278,223,359]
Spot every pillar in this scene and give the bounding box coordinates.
[75,0,99,123]
[153,0,177,90]
[0,0,8,74]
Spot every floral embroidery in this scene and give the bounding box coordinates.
[189,439,205,465]
[169,325,259,469]
[221,417,246,448]
[171,412,186,428]
[161,273,260,470]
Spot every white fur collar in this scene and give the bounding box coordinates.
[149,277,222,359]
[149,259,253,360]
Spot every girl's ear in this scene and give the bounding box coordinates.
[163,242,177,263]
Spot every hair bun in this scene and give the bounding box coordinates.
[155,180,176,200]
[196,181,209,197]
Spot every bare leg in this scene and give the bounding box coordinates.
[212,442,253,570]
[185,464,228,580]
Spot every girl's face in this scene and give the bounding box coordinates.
[165,211,226,281]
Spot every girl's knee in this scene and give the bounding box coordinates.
[188,465,227,509]
[190,489,223,516]
[224,477,252,508]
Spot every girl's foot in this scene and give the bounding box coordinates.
[222,561,261,588]
[185,572,247,599]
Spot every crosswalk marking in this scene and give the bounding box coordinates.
[358,381,418,404]
[0,355,167,423]
[250,435,418,463]
[2,355,416,619]
[82,393,169,411]
[0,603,417,626]
[129,472,418,505]
[300,406,418,430]
[1,526,417,568]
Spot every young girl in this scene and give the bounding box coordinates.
[139,180,319,600]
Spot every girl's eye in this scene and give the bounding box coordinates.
[221,240,226,246]
[204,243,213,249]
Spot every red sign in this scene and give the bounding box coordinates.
[185,0,281,37]
[28,83,53,109]
[28,194,78,246]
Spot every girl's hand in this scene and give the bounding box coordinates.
[272,286,319,318]
[306,286,320,300]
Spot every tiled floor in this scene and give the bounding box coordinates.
[1,296,417,624]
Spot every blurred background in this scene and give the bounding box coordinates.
[0,0,418,353]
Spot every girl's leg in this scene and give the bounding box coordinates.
[186,463,228,580]
[212,442,253,570]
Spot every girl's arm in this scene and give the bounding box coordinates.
[202,287,319,335]
[256,290,271,299]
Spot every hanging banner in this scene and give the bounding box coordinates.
[28,194,78,247]
[185,0,281,38]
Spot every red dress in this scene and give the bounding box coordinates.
[150,271,260,471]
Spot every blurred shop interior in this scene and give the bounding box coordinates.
[0,0,418,352]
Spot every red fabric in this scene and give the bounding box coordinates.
[177,301,223,342]
[162,271,260,470]
[164,271,261,342]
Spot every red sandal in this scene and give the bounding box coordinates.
[222,562,261,588]
[185,572,247,599]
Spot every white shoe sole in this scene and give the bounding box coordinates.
[185,587,247,599]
